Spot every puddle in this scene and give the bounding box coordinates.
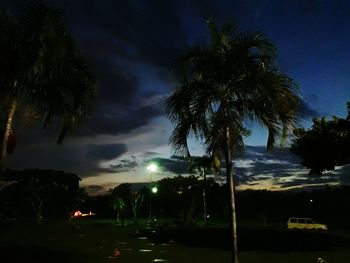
[116,240,128,244]
[107,256,119,260]
[152,259,169,262]
[139,249,152,252]
[137,237,148,240]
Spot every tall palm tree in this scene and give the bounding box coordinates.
[166,20,299,263]
[0,1,96,168]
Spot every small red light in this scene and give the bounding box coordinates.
[74,210,82,217]
[114,248,120,257]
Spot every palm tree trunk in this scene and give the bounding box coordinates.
[203,170,208,225]
[132,202,137,221]
[0,98,17,169]
[30,198,43,224]
[185,195,198,227]
[116,209,120,224]
[225,132,239,263]
[36,201,43,224]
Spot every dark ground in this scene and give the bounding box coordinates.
[145,226,350,252]
[1,219,350,263]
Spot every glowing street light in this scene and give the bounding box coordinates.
[151,186,158,194]
[147,163,157,172]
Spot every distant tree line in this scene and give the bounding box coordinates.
[2,169,350,230]
[84,176,350,230]
[0,169,85,222]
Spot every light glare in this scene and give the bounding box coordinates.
[152,186,158,193]
[147,163,157,172]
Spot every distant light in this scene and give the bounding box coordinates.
[147,163,158,172]
[72,210,95,217]
[82,212,95,217]
[114,248,121,257]
[206,214,210,218]
[73,210,82,217]
[310,199,313,203]
[152,186,158,194]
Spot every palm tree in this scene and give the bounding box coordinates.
[189,155,219,225]
[111,196,126,225]
[0,1,96,168]
[166,20,299,263]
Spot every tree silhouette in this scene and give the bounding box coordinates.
[130,190,144,222]
[291,102,350,174]
[166,19,299,263]
[156,176,202,227]
[0,1,96,168]
[111,183,132,224]
[189,155,219,225]
[111,197,125,224]
[2,169,81,223]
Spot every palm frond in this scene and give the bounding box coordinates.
[1,0,96,143]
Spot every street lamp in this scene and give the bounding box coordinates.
[147,163,158,222]
[151,186,158,194]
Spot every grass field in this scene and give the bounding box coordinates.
[0,219,349,263]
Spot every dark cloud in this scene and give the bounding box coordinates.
[86,144,127,161]
[7,142,92,177]
[149,157,190,175]
[298,100,319,119]
[81,102,164,136]
[94,157,138,174]
[230,146,350,189]
[230,146,307,185]
[83,185,106,196]
[241,146,301,162]
[109,160,138,173]
[91,61,139,105]
[277,175,339,189]
[46,0,189,67]
[335,164,350,185]
[142,151,160,158]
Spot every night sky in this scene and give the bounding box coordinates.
[3,0,350,195]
